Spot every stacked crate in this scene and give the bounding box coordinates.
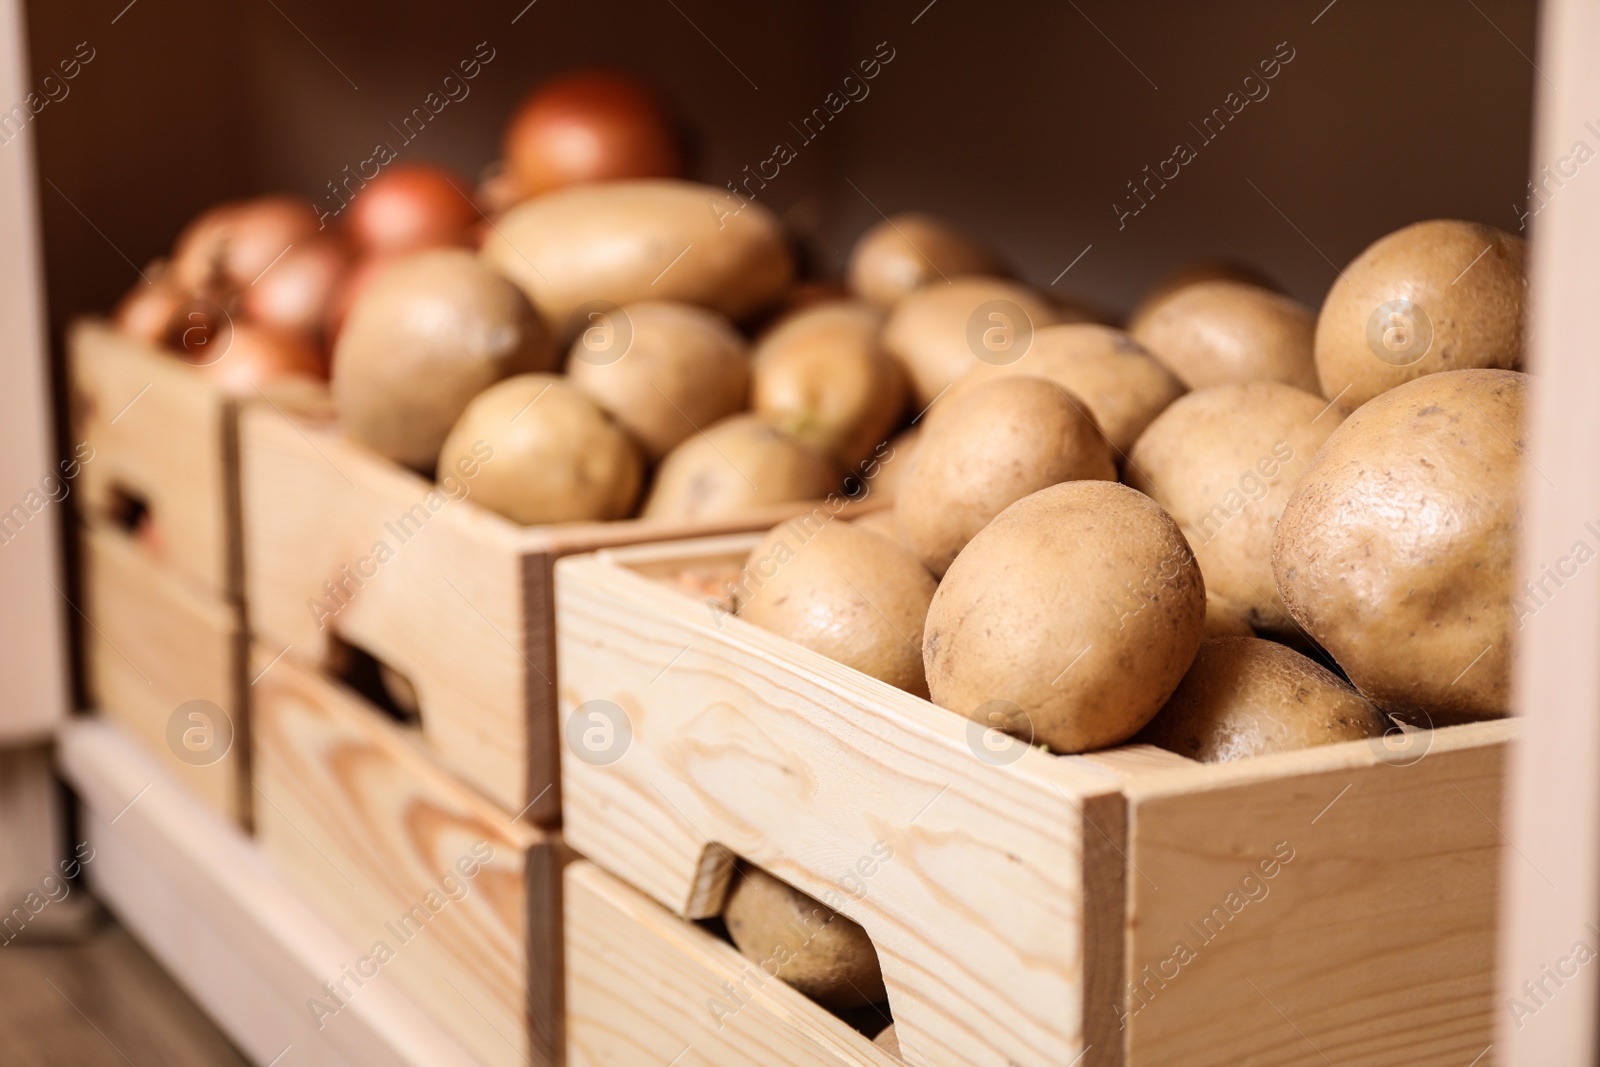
[239,401,867,1066]
[550,534,1511,1067]
[70,320,261,823]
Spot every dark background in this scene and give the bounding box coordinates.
[25,0,1538,336]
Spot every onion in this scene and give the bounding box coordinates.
[346,163,478,255]
[170,196,322,294]
[112,276,189,344]
[192,322,326,395]
[242,239,348,338]
[502,69,680,199]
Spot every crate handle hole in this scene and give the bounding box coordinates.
[706,854,896,1046]
[326,636,423,730]
[104,482,151,537]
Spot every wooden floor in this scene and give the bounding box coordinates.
[0,912,247,1067]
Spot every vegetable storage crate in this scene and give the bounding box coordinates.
[554,533,1510,1067]
[242,405,877,823]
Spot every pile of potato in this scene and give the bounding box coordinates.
[738,217,1528,764]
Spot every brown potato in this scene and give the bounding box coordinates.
[436,374,642,525]
[332,249,554,470]
[1126,261,1281,335]
[1315,219,1526,413]
[846,213,1006,307]
[1130,280,1318,393]
[934,323,1185,453]
[852,507,900,541]
[898,377,1115,576]
[1273,369,1526,723]
[641,414,839,522]
[1126,382,1343,635]
[882,276,1061,407]
[751,302,905,470]
[737,517,935,696]
[1203,593,1256,639]
[867,428,921,504]
[924,481,1206,753]
[566,300,748,462]
[481,179,793,332]
[1136,637,1387,762]
[722,865,886,1010]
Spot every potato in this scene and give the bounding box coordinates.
[934,323,1185,453]
[333,249,554,470]
[737,518,935,696]
[898,377,1115,576]
[481,179,794,332]
[1315,219,1526,413]
[868,428,921,504]
[1130,280,1318,393]
[882,276,1062,407]
[751,302,905,470]
[1126,261,1280,335]
[846,213,1005,306]
[1137,637,1386,762]
[924,481,1206,752]
[722,865,886,1010]
[852,507,900,541]
[1273,369,1526,723]
[1126,382,1343,635]
[436,374,642,525]
[641,414,838,522]
[565,300,748,462]
[1203,593,1256,639]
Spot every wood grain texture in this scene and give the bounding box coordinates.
[556,535,1126,1067]
[251,647,558,1067]
[79,520,246,823]
[1114,719,1511,1066]
[69,320,235,600]
[242,404,876,820]
[56,716,480,1067]
[0,0,68,743]
[566,860,898,1067]
[0,745,63,909]
[557,536,1513,1067]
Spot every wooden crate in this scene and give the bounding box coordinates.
[57,715,484,1067]
[251,647,568,1067]
[553,534,1513,1067]
[566,859,899,1067]
[79,520,247,823]
[242,405,876,822]
[69,320,240,600]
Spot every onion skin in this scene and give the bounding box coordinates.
[346,163,478,255]
[113,277,189,344]
[242,240,348,339]
[171,196,321,293]
[192,322,327,395]
[502,70,680,199]
[324,254,400,346]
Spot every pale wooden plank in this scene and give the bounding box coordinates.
[251,648,553,1067]
[69,321,234,600]
[555,546,1124,1067]
[1117,728,1507,1066]
[0,0,67,743]
[79,521,246,823]
[56,716,481,1067]
[1500,0,1600,1062]
[566,860,898,1067]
